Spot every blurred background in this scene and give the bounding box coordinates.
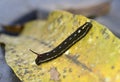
[0,0,120,37]
[0,0,120,81]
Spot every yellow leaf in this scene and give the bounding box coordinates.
[0,11,120,82]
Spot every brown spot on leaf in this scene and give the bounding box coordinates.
[49,67,60,81]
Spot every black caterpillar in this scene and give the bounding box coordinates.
[30,20,92,65]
